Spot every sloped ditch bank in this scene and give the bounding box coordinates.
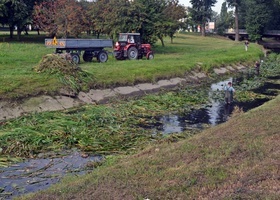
[1,69,279,200]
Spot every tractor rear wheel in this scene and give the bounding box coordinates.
[97,51,108,63]
[128,47,138,60]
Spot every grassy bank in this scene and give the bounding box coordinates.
[0,33,262,101]
[18,91,280,200]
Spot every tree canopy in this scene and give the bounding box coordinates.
[189,0,217,36]
[31,0,186,46]
[244,0,273,41]
[0,0,29,39]
[214,0,280,41]
[33,0,88,38]
[215,2,234,35]
[1,0,280,43]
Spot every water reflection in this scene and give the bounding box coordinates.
[158,78,234,134]
[207,78,233,125]
[158,77,276,134]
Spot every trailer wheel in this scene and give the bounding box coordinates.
[71,53,80,64]
[97,51,108,63]
[83,51,93,62]
[128,47,138,60]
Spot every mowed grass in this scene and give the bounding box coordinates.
[83,34,262,87]
[0,36,59,100]
[18,88,280,200]
[0,33,262,100]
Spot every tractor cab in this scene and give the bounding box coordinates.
[114,33,154,60]
[118,33,140,44]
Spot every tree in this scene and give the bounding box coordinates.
[89,0,143,39]
[163,0,187,43]
[33,0,88,38]
[149,0,170,46]
[226,0,241,41]
[78,0,94,35]
[190,0,217,36]
[0,0,45,39]
[88,0,109,38]
[184,7,197,32]
[0,0,28,39]
[244,0,273,41]
[132,0,166,45]
[265,0,280,30]
[88,0,187,46]
[216,1,234,35]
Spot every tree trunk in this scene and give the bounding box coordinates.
[201,23,206,37]
[234,3,239,42]
[17,28,21,41]
[159,37,165,47]
[9,26,14,39]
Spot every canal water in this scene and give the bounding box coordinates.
[156,76,278,134]
[0,74,279,199]
[0,151,102,200]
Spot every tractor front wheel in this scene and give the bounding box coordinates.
[128,47,138,60]
[147,52,154,60]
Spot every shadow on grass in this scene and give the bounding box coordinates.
[0,33,46,44]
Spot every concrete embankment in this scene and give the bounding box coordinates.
[0,64,247,121]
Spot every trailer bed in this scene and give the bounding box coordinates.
[45,38,113,49]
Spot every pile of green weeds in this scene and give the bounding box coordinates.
[34,54,95,93]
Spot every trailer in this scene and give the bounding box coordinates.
[45,37,113,64]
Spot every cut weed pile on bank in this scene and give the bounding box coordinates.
[34,53,94,93]
[34,53,79,75]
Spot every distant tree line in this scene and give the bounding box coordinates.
[1,0,279,44]
[0,0,187,46]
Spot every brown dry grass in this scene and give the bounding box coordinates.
[19,95,280,200]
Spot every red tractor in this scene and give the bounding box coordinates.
[114,33,154,60]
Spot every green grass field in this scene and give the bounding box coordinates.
[0,33,263,101]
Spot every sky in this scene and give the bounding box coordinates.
[179,0,225,13]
